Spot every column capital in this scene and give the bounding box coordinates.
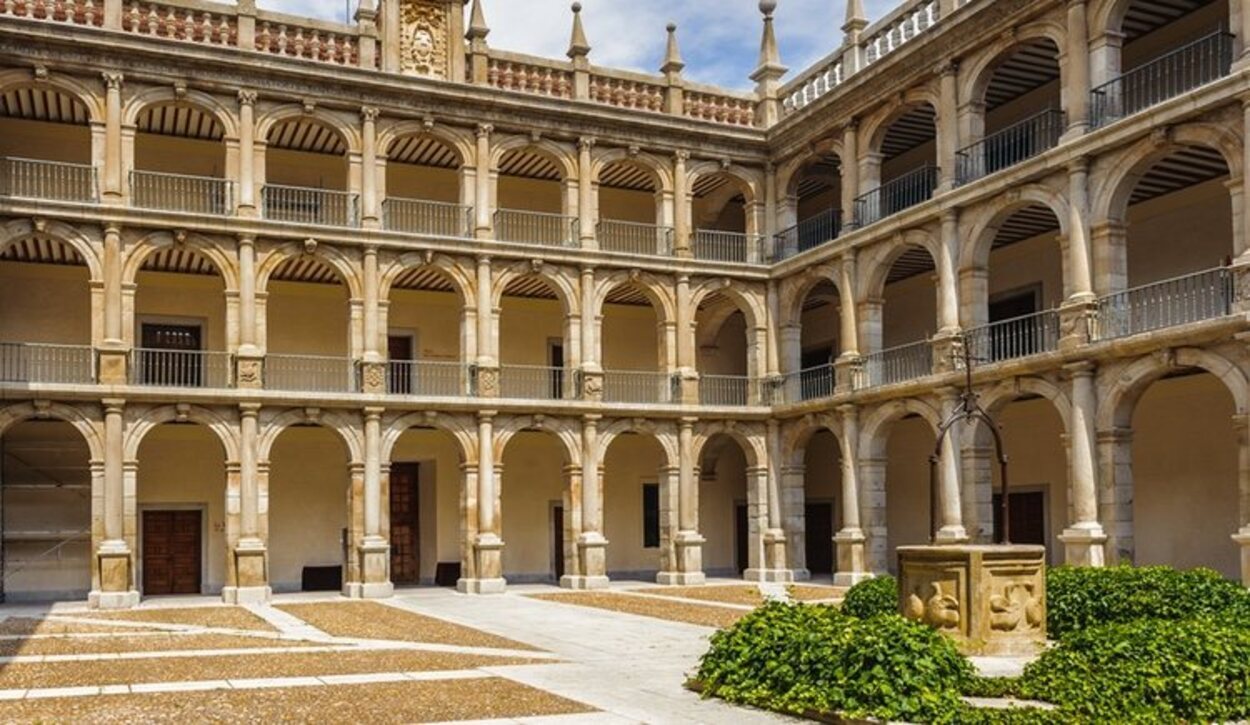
[104,223,122,237]
[1068,155,1091,175]
[102,398,126,415]
[237,89,259,106]
[361,105,380,122]
[363,406,385,421]
[102,72,124,90]
[937,59,960,77]
[478,410,497,423]
[577,136,596,151]
[476,123,494,138]
[239,402,262,416]
[236,233,256,246]
[674,149,690,162]
[1064,360,1097,378]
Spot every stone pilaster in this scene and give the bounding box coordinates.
[658,419,705,585]
[90,400,139,609]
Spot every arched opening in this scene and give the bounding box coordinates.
[696,292,753,406]
[262,117,354,226]
[496,147,572,246]
[798,428,842,580]
[691,172,757,263]
[0,85,94,202]
[0,233,94,384]
[603,431,670,579]
[698,433,753,577]
[385,266,468,397]
[597,159,667,255]
[267,424,352,593]
[132,102,230,215]
[500,430,571,583]
[383,134,469,237]
[600,281,668,404]
[789,278,840,400]
[387,425,468,587]
[0,420,92,602]
[1130,370,1239,577]
[880,414,939,571]
[859,103,937,226]
[959,39,1063,184]
[135,422,227,596]
[498,275,572,400]
[779,152,843,257]
[132,246,231,388]
[264,255,355,393]
[865,245,937,387]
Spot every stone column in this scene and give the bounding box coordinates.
[842,121,860,225]
[101,72,124,204]
[225,403,270,604]
[577,137,596,247]
[568,415,609,589]
[347,408,393,599]
[674,274,699,404]
[475,256,499,397]
[98,225,127,384]
[936,390,970,544]
[360,246,385,392]
[836,404,871,585]
[754,421,792,582]
[91,400,138,609]
[1098,427,1135,565]
[360,107,380,227]
[461,412,505,593]
[237,90,258,215]
[1066,0,1091,133]
[1239,99,1250,262]
[1091,221,1128,296]
[1238,0,1250,62]
[1060,158,1099,349]
[1231,414,1250,585]
[659,418,705,585]
[835,252,863,391]
[1061,363,1108,566]
[579,266,602,400]
[673,151,692,256]
[781,463,808,580]
[937,210,962,335]
[474,124,493,239]
[937,61,959,191]
[860,455,890,573]
[235,235,264,388]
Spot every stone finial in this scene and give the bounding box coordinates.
[567,2,591,59]
[750,0,787,84]
[467,0,490,42]
[843,0,869,35]
[661,22,685,75]
[354,0,376,22]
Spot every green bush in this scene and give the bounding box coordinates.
[695,601,974,723]
[840,575,897,619]
[1047,565,1247,638]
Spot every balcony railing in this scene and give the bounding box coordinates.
[266,354,358,393]
[382,197,473,238]
[386,360,474,397]
[773,210,842,262]
[699,374,757,407]
[499,365,573,400]
[261,185,359,227]
[955,110,1066,186]
[776,364,836,404]
[494,209,578,247]
[964,310,1061,366]
[602,370,675,404]
[854,165,939,228]
[1096,267,1233,341]
[132,349,233,388]
[1091,30,1234,129]
[130,171,233,215]
[0,343,94,384]
[863,339,933,388]
[0,157,97,203]
[692,230,764,264]
[597,220,674,257]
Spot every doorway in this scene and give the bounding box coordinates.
[551,504,565,580]
[992,490,1047,547]
[548,339,565,400]
[139,322,203,387]
[387,335,414,395]
[141,510,202,596]
[735,503,748,574]
[390,462,420,585]
[805,502,835,576]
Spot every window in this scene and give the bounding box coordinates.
[642,483,660,549]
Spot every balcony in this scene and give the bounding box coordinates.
[261,185,359,227]
[692,230,765,265]
[1095,267,1233,341]
[1091,31,1234,129]
[499,365,573,400]
[773,210,842,262]
[382,197,473,238]
[385,360,475,397]
[131,349,233,388]
[775,364,836,404]
[699,374,760,407]
[265,354,358,393]
[130,171,233,216]
[964,309,1061,366]
[0,157,97,203]
[863,339,934,388]
[597,220,674,257]
[0,343,95,385]
[854,166,939,228]
[494,209,578,247]
[955,110,1066,186]
[601,370,675,404]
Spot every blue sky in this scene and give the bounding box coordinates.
[259,1,899,89]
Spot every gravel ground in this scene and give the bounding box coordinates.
[77,607,275,632]
[277,602,540,651]
[0,618,153,636]
[788,585,847,602]
[630,585,766,606]
[0,677,596,723]
[0,634,313,657]
[530,592,746,629]
[0,649,540,689]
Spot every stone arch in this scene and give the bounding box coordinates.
[976,376,1073,436]
[378,251,476,310]
[595,419,678,468]
[961,185,1071,272]
[490,136,578,181]
[491,261,581,317]
[691,422,766,469]
[256,241,364,299]
[859,398,943,460]
[960,22,1067,108]
[377,122,473,167]
[493,416,582,468]
[781,414,842,468]
[779,262,841,330]
[381,412,477,464]
[688,279,766,332]
[0,219,103,282]
[862,86,940,157]
[123,405,240,461]
[122,87,239,139]
[686,161,762,205]
[0,402,105,462]
[122,230,240,290]
[255,105,362,153]
[0,69,105,124]
[257,409,364,464]
[591,149,674,193]
[593,269,676,328]
[776,139,845,203]
[1100,348,1250,431]
[860,228,942,301]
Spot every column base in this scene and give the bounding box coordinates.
[1232,528,1250,586]
[343,582,395,599]
[743,568,796,584]
[88,589,140,610]
[934,525,970,545]
[656,571,706,586]
[791,568,812,582]
[833,571,876,587]
[576,533,609,583]
[457,577,507,594]
[1060,524,1109,567]
[221,586,272,605]
[835,528,869,583]
[560,575,610,590]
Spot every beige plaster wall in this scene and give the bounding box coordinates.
[698,311,749,376]
[499,296,565,366]
[500,431,565,581]
[266,148,347,190]
[599,186,657,224]
[498,175,561,213]
[387,163,459,204]
[885,416,936,568]
[0,262,90,344]
[602,433,668,576]
[134,270,227,350]
[266,281,350,356]
[0,118,90,163]
[1125,179,1232,285]
[992,397,1070,561]
[601,302,661,370]
[267,426,350,592]
[134,134,225,177]
[387,288,462,361]
[391,428,462,583]
[699,438,748,574]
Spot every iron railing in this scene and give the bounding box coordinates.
[0,157,97,202]
[776,364,836,404]
[385,360,474,397]
[1090,30,1234,129]
[699,374,757,407]
[261,184,359,227]
[964,310,1061,365]
[0,343,94,384]
[863,339,934,388]
[1096,267,1233,341]
[130,170,233,215]
[955,110,1066,186]
[692,230,764,264]
[265,354,358,393]
[597,220,674,257]
[854,165,939,227]
[382,197,473,237]
[499,364,573,400]
[602,370,676,404]
[494,209,578,247]
[131,348,233,388]
[773,210,842,261]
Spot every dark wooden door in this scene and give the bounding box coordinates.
[549,342,565,400]
[139,323,202,387]
[735,504,748,574]
[993,491,1047,546]
[388,336,414,395]
[142,510,201,596]
[552,505,565,580]
[805,502,835,576]
[389,463,420,585]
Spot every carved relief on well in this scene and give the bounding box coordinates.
[988,580,1045,633]
[901,565,966,634]
[399,0,449,78]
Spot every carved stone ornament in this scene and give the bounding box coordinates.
[400,1,449,79]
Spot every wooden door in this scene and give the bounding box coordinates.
[735,504,748,574]
[388,336,414,395]
[142,510,201,596]
[805,502,835,576]
[993,491,1047,546]
[552,505,565,580]
[389,463,420,585]
[139,323,202,387]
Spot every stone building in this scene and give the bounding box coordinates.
[0,0,1246,608]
